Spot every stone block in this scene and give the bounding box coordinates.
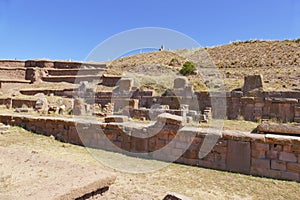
[173,77,188,89]
[287,162,300,173]
[73,98,86,115]
[227,140,251,174]
[243,74,263,93]
[104,115,128,123]
[280,171,299,181]
[283,144,293,153]
[252,142,269,151]
[279,152,297,162]
[157,113,183,126]
[251,158,270,175]
[266,150,279,159]
[117,77,134,91]
[271,160,287,171]
[251,150,266,159]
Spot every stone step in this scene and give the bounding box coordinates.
[47,68,105,76]
[53,62,107,69]
[42,75,101,84]
[0,79,31,84]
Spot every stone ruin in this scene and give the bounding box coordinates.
[0,59,300,184]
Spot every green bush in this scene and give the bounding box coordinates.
[179,61,196,76]
[295,38,300,43]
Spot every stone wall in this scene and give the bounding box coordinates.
[24,60,106,69]
[0,60,25,68]
[0,113,299,182]
[0,99,36,108]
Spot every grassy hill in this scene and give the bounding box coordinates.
[106,39,300,91]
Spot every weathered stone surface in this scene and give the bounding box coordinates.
[279,152,297,162]
[227,140,251,174]
[104,115,128,123]
[251,149,266,158]
[243,74,263,93]
[271,160,286,171]
[117,77,133,91]
[35,94,48,114]
[252,142,269,151]
[287,162,300,173]
[251,158,270,175]
[73,98,86,115]
[257,122,300,135]
[266,150,278,159]
[173,77,188,89]
[157,113,183,126]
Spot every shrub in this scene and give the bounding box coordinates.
[295,38,300,43]
[179,61,196,76]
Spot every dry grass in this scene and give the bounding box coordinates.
[1,126,299,199]
[105,39,300,92]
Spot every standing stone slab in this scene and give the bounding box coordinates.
[226,140,251,174]
[243,74,263,93]
[173,77,188,89]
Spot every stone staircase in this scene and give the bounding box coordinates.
[0,123,10,134]
[41,62,107,84]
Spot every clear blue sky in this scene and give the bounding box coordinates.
[0,0,299,61]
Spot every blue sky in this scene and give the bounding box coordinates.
[0,0,299,61]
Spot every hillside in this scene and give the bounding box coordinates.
[107,39,300,91]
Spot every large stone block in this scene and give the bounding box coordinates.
[257,122,300,135]
[104,115,128,123]
[227,140,251,174]
[271,160,287,171]
[243,74,263,93]
[287,162,300,173]
[252,142,269,151]
[251,158,270,174]
[279,152,297,162]
[173,77,188,89]
[73,98,86,115]
[157,113,183,126]
[117,77,134,92]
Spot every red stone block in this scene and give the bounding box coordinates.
[251,150,266,159]
[252,158,270,169]
[279,152,297,162]
[283,144,293,153]
[280,171,299,182]
[287,162,300,173]
[184,150,198,159]
[266,150,279,159]
[252,142,269,151]
[227,141,251,174]
[271,160,287,171]
[215,152,226,163]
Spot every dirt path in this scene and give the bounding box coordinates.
[0,146,115,200]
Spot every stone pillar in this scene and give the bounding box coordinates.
[73,98,86,115]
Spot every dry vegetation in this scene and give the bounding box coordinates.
[106,39,300,92]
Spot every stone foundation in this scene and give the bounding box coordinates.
[0,113,299,182]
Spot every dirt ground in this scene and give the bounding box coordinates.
[0,147,115,200]
[0,126,300,200]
